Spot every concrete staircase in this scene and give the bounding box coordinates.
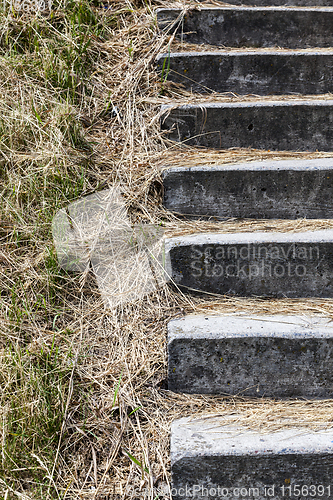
[157,5,333,499]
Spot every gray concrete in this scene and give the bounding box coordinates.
[156,51,333,95]
[157,7,333,49]
[193,0,333,5]
[162,158,333,220]
[168,314,333,397]
[171,416,333,499]
[164,229,333,298]
[160,100,333,151]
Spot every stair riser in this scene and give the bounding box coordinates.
[172,455,333,500]
[163,160,333,220]
[169,339,333,397]
[165,232,333,298]
[157,52,333,95]
[157,8,333,48]
[161,102,333,151]
[168,315,333,398]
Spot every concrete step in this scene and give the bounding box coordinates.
[164,229,333,298]
[157,7,333,49]
[156,50,333,95]
[171,416,333,500]
[162,158,333,220]
[160,100,333,151]
[168,314,333,397]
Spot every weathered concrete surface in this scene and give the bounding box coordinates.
[156,51,333,95]
[192,0,333,5]
[168,314,333,397]
[157,7,333,48]
[162,158,333,220]
[171,416,333,500]
[164,230,333,298]
[160,100,333,151]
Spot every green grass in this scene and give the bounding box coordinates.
[0,0,109,101]
[0,342,72,492]
[0,1,119,498]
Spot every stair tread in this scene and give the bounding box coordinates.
[158,49,333,55]
[165,228,333,244]
[158,5,333,10]
[171,416,333,460]
[161,98,333,106]
[162,157,333,170]
[171,415,333,462]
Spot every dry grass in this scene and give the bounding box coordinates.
[1,1,333,499]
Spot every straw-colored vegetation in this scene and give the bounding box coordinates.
[1,0,333,498]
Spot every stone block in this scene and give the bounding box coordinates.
[168,314,333,397]
[160,100,333,151]
[171,416,333,500]
[156,51,333,95]
[164,230,333,298]
[162,158,333,220]
[157,7,333,48]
